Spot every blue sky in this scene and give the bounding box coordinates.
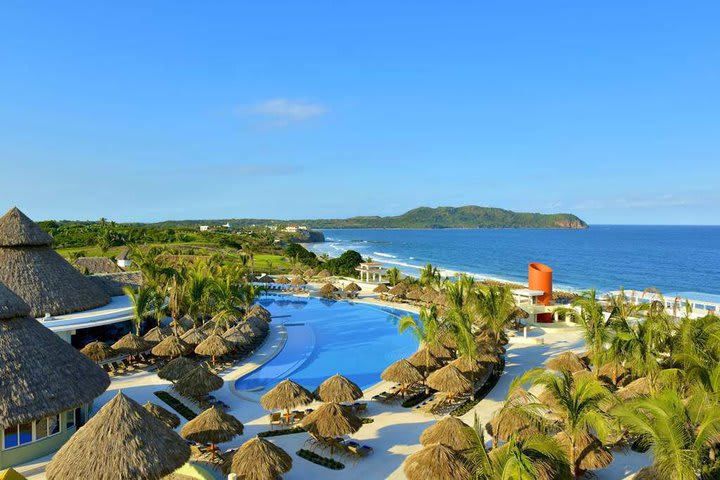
[1,1,718,224]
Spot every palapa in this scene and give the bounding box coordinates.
[319,283,338,296]
[406,286,424,302]
[229,437,292,480]
[290,276,306,286]
[157,356,196,382]
[388,283,408,297]
[546,351,588,374]
[420,416,475,451]
[437,328,457,349]
[407,348,442,371]
[256,274,274,284]
[46,392,189,480]
[180,406,244,444]
[180,327,207,346]
[171,315,194,333]
[151,335,192,358]
[174,365,223,397]
[381,359,423,386]
[486,403,539,442]
[143,326,170,344]
[316,269,330,278]
[304,268,316,278]
[426,364,472,395]
[260,379,313,415]
[246,315,270,333]
[112,332,152,355]
[314,374,363,403]
[144,401,181,429]
[73,256,121,275]
[194,333,235,362]
[0,207,110,317]
[403,443,471,480]
[616,376,651,401]
[80,340,115,363]
[427,342,453,361]
[0,282,109,428]
[222,325,254,349]
[275,276,290,285]
[343,282,361,292]
[198,318,219,334]
[373,283,389,293]
[450,356,487,380]
[239,321,264,338]
[247,304,271,322]
[300,402,363,438]
[554,431,613,471]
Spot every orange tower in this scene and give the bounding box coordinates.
[528,262,553,323]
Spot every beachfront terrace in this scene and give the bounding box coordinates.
[355,262,387,284]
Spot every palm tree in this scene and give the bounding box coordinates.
[419,263,441,287]
[210,275,243,331]
[123,286,154,335]
[239,281,266,314]
[399,306,441,391]
[474,284,517,346]
[561,289,612,375]
[185,266,212,327]
[152,286,167,328]
[613,389,720,480]
[387,267,402,286]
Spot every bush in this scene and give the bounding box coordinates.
[402,390,434,408]
[154,391,197,420]
[257,426,305,438]
[322,250,363,277]
[284,244,318,267]
[296,449,345,470]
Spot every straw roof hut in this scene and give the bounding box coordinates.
[343,282,361,293]
[0,207,110,317]
[486,405,539,442]
[80,340,115,363]
[158,356,196,382]
[46,392,190,480]
[276,276,290,285]
[174,365,224,397]
[450,356,488,380]
[319,283,338,297]
[246,315,270,333]
[426,365,472,395]
[373,283,389,293]
[194,334,235,362]
[617,376,651,401]
[546,351,588,374]
[239,321,264,338]
[300,402,363,438]
[314,374,363,403]
[437,328,457,350]
[247,304,272,322]
[198,318,219,334]
[388,283,408,298]
[633,467,660,480]
[427,343,453,361]
[304,268,316,278]
[171,315,195,332]
[222,325,254,349]
[143,326,170,344]
[420,417,475,451]
[598,360,628,386]
[144,402,181,429]
[180,327,207,346]
[477,351,502,365]
[403,443,471,480]
[316,269,331,278]
[406,286,424,302]
[260,379,313,417]
[112,332,152,355]
[152,335,192,358]
[382,359,423,386]
[0,281,109,429]
[290,267,303,276]
[229,437,292,480]
[180,406,244,444]
[407,348,442,371]
[256,274,274,284]
[73,256,122,275]
[554,431,612,471]
[290,276,307,286]
[420,288,438,305]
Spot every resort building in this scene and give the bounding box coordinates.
[514,262,566,323]
[0,280,110,470]
[607,289,720,319]
[355,262,388,284]
[115,247,132,268]
[73,256,122,275]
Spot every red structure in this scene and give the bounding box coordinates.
[528,262,553,323]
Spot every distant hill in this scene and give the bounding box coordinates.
[147,206,588,230]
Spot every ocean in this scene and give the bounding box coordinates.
[306,226,720,298]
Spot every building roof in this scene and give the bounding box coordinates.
[116,248,131,261]
[0,207,54,247]
[0,280,109,428]
[73,257,122,275]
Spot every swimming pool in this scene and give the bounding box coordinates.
[234,296,418,392]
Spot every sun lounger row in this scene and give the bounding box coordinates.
[305,434,374,462]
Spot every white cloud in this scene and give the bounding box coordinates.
[236,98,328,127]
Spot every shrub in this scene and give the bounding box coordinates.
[296,449,345,470]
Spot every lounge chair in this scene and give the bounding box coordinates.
[269,412,282,428]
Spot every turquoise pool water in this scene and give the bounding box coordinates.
[234,295,418,392]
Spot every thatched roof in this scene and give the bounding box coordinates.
[426,365,472,395]
[403,443,471,480]
[290,267,303,275]
[314,374,363,403]
[172,315,195,332]
[246,315,270,332]
[319,283,338,295]
[144,402,181,429]
[158,356,196,382]
[420,417,475,451]
[0,281,110,428]
[373,283,389,293]
[46,392,190,480]
[407,348,443,370]
[388,283,408,297]
[304,268,316,277]
[198,318,219,334]
[143,326,170,344]
[554,431,612,471]
[276,276,290,284]
[256,274,274,283]
[174,365,224,397]
[247,304,271,322]
[238,321,264,338]
[427,343,453,361]
[180,406,244,444]
[546,351,587,374]
[229,437,292,480]
[112,332,152,355]
[437,328,457,349]
[343,282,361,292]
[290,276,307,286]
[261,379,314,412]
[633,467,661,480]
[80,340,115,363]
[0,208,111,317]
[406,286,424,301]
[598,360,628,385]
[180,327,207,346]
[486,404,540,442]
[477,351,502,365]
[617,376,651,401]
[300,402,363,438]
[222,325,254,348]
[450,357,488,379]
[316,269,331,278]
[194,334,235,357]
[381,359,423,385]
[152,335,192,358]
[73,256,122,275]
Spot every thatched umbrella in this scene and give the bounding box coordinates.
[598,360,628,386]
[477,351,502,365]
[112,332,152,355]
[152,335,192,359]
[388,283,408,298]
[199,318,219,334]
[316,269,331,278]
[181,406,243,458]
[319,283,338,296]
[427,343,453,361]
[0,207,110,317]
[247,304,272,322]
[194,334,234,364]
[486,404,539,443]
[46,392,189,480]
[290,276,306,286]
[407,348,443,372]
[158,356,196,382]
[633,467,660,480]
[437,328,457,350]
[290,267,303,276]
[554,431,613,472]
[260,379,313,421]
[0,281,110,431]
[617,376,651,401]
[246,315,270,333]
[406,286,424,302]
[229,437,292,480]
[222,325,254,349]
[239,321,265,339]
[174,365,224,398]
[420,417,475,451]
[180,327,207,346]
[546,351,587,374]
[314,374,363,403]
[143,326,170,344]
[450,356,487,381]
[81,340,115,363]
[426,364,472,396]
[256,274,274,284]
[403,443,471,480]
[144,401,181,429]
[373,283,389,294]
[300,403,363,453]
[304,268,316,277]
[170,315,194,335]
[343,282,361,293]
[276,276,290,285]
[381,359,423,397]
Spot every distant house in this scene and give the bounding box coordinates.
[116,248,132,268]
[73,257,122,275]
[284,224,308,233]
[199,225,210,231]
